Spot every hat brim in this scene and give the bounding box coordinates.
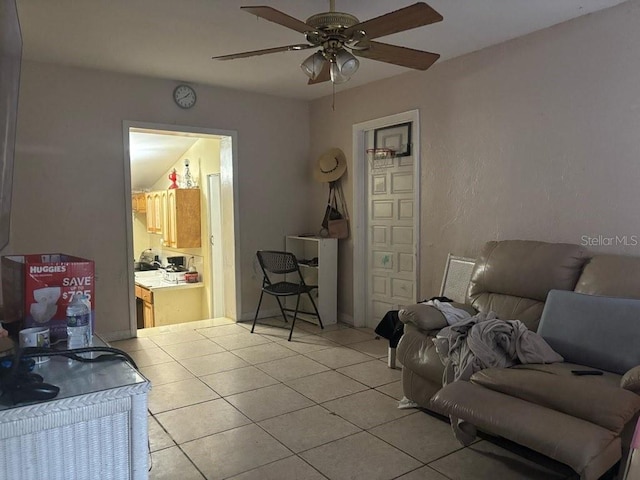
[314,148,347,183]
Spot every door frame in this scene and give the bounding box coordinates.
[122,121,241,336]
[351,110,421,328]
[207,173,225,318]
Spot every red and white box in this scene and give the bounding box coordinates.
[1,253,95,342]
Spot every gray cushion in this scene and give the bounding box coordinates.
[537,290,640,374]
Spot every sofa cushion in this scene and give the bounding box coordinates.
[537,290,640,374]
[510,361,621,388]
[575,254,640,299]
[467,240,588,330]
[471,367,640,433]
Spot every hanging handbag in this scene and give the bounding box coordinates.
[321,183,342,229]
[328,182,350,239]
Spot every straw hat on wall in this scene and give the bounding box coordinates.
[314,148,347,183]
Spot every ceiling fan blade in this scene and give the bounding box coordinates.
[345,2,442,40]
[212,44,312,60]
[353,41,440,70]
[308,61,331,85]
[241,6,311,34]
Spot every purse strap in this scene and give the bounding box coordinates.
[329,182,339,211]
[335,182,349,220]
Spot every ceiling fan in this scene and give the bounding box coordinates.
[212,1,443,85]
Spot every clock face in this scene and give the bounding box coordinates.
[173,84,196,109]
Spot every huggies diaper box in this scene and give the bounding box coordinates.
[1,254,95,341]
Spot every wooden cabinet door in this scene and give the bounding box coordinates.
[164,189,201,248]
[143,300,154,328]
[152,193,163,234]
[145,194,154,232]
[132,193,146,213]
[166,190,178,248]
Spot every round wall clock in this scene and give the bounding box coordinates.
[173,84,197,109]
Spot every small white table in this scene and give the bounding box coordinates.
[0,341,150,480]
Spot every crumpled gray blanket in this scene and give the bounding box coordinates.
[433,311,564,385]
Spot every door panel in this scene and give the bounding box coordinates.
[365,128,417,328]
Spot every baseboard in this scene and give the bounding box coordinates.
[338,312,354,326]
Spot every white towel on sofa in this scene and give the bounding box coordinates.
[433,312,564,384]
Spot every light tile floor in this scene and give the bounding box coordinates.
[112,317,578,480]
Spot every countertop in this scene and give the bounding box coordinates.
[134,271,203,291]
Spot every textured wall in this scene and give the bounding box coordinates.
[309,0,640,320]
[3,62,310,338]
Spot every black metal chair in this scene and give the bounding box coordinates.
[252,250,324,341]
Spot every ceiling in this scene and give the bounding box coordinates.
[129,130,201,191]
[17,0,628,101]
[19,0,629,189]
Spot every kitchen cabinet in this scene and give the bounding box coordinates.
[134,271,204,328]
[132,192,146,213]
[165,188,201,248]
[152,286,203,327]
[145,191,165,235]
[135,284,154,328]
[143,189,198,244]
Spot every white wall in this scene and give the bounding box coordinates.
[2,61,311,339]
[309,0,640,319]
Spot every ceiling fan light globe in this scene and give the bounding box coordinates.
[301,51,326,79]
[330,62,350,84]
[335,49,359,77]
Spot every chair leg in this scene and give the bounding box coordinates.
[274,297,289,323]
[251,291,265,333]
[388,346,397,369]
[307,292,324,330]
[288,294,302,341]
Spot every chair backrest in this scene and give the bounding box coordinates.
[467,240,588,330]
[256,250,299,275]
[439,254,475,304]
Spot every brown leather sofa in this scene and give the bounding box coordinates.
[396,240,640,480]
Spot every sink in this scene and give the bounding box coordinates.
[134,261,159,272]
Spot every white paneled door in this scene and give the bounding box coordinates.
[365,130,417,327]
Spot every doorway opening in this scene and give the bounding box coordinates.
[123,122,240,336]
[351,110,421,328]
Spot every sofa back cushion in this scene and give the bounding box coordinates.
[575,254,640,299]
[538,290,640,374]
[467,240,588,330]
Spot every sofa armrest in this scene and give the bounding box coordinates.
[398,302,476,332]
[398,304,447,331]
[621,366,640,394]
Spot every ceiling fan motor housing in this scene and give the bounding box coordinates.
[305,12,362,55]
[306,12,359,32]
